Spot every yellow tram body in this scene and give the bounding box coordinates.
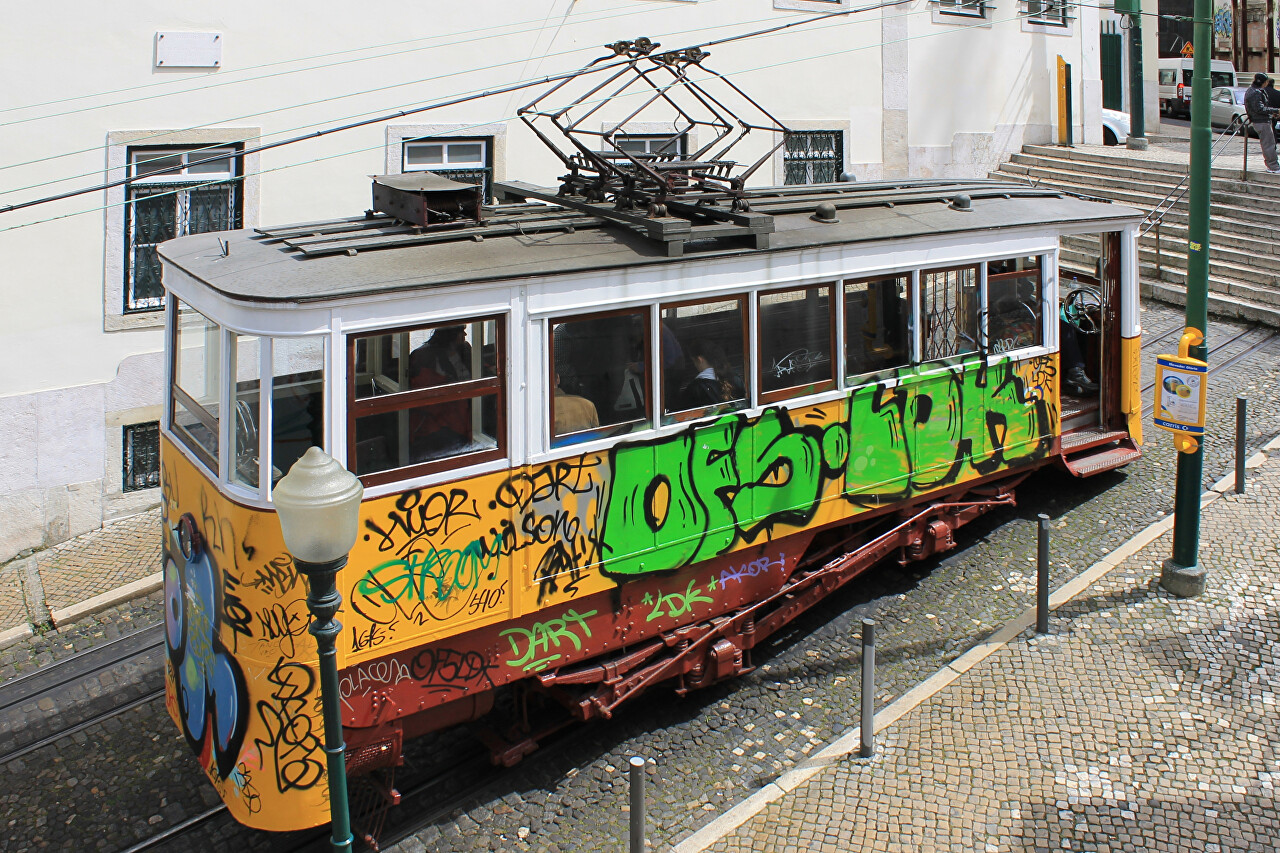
[159,178,1141,831]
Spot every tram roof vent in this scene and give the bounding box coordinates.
[370,173,483,229]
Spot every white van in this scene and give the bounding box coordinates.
[1158,58,1237,118]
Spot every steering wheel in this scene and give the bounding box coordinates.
[1063,286,1102,334]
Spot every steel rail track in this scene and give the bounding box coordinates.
[0,622,163,714]
[0,686,166,765]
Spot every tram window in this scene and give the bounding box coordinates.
[347,318,503,483]
[920,266,979,362]
[273,337,326,480]
[844,276,910,381]
[758,284,835,400]
[550,309,650,447]
[659,297,748,422]
[231,334,262,489]
[987,257,1044,355]
[171,301,222,470]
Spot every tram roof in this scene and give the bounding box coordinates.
[159,179,1143,305]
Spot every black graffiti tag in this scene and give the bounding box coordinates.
[254,658,324,793]
[409,646,497,693]
[363,488,481,555]
[254,600,309,657]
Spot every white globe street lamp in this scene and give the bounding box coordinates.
[272,446,363,853]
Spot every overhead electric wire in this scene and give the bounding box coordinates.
[0,0,707,125]
[1,5,805,191]
[0,0,1095,235]
[0,0,911,218]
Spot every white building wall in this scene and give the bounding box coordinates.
[0,0,1099,563]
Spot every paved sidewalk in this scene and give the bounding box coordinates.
[679,454,1280,851]
[0,508,161,646]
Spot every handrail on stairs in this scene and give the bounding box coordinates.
[1138,117,1248,276]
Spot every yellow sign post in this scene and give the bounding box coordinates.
[1154,328,1208,453]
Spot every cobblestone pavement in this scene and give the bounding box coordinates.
[698,443,1280,852]
[3,302,1279,852]
[0,507,160,636]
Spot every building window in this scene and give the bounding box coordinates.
[1024,0,1072,26]
[550,309,651,448]
[783,131,843,185]
[758,284,836,402]
[348,317,504,485]
[125,147,242,314]
[402,137,493,200]
[613,134,688,158]
[123,421,161,492]
[921,267,980,362]
[936,0,988,16]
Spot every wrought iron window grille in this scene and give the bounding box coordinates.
[123,421,161,492]
[934,0,991,17]
[1022,0,1075,25]
[782,131,844,186]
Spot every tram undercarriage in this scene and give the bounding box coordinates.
[341,473,1024,777]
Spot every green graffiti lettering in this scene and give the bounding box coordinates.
[645,579,714,622]
[501,608,598,672]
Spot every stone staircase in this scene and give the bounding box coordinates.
[990,143,1280,326]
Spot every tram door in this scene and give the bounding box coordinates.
[1059,231,1122,433]
[1097,232,1123,431]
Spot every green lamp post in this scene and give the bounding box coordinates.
[272,446,364,853]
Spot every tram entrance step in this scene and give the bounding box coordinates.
[1061,430,1141,478]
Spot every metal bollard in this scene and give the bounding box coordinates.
[629,756,646,853]
[860,619,875,758]
[1237,396,1248,495]
[1037,514,1050,635]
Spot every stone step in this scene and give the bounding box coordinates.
[991,166,1280,234]
[1002,159,1280,214]
[1061,251,1280,322]
[1009,148,1275,197]
[1021,143,1280,186]
[1060,245,1280,305]
[1061,234,1280,285]
[988,163,1280,233]
[1141,277,1280,327]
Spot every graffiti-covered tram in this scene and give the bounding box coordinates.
[158,174,1143,831]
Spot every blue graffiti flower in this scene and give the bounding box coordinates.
[166,512,249,779]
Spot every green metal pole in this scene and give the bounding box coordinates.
[1161,0,1211,598]
[1127,10,1148,149]
[297,556,354,852]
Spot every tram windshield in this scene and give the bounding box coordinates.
[168,298,326,495]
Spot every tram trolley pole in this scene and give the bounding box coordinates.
[629,756,646,853]
[860,619,875,758]
[1237,395,1248,494]
[1037,514,1051,635]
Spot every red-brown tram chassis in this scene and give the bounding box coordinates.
[342,472,1022,771]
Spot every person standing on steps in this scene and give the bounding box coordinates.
[1245,72,1280,174]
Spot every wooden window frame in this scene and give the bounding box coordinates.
[168,300,222,474]
[842,273,914,384]
[986,258,1045,356]
[757,283,837,405]
[346,316,506,488]
[659,294,750,424]
[548,306,652,449]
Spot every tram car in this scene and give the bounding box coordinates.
[156,42,1143,832]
